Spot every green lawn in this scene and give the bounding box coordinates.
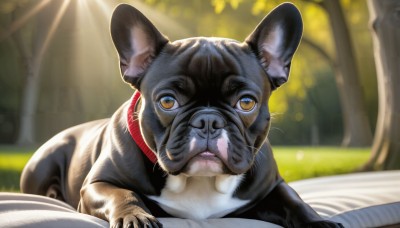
[0,146,35,192]
[0,146,370,192]
[273,146,370,182]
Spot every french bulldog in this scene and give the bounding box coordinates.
[21,3,343,228]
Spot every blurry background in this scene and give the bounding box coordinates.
[0,0,376,145]
[0,0,399,190]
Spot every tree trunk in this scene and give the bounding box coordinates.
[14,1,66,145]
[321,0,373,147]
[15,58,40,146]
[363,0,400,170]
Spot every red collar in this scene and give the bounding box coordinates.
[127,91,158,164]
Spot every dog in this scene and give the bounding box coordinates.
[21,3,343,228]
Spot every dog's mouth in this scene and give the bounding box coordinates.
[196,151,218,159]
[160,142,254,176]
[159,129,254,175]
[182,151,225,176]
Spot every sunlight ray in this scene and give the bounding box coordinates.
[73,0,113,68]
[36,0,71,65]
[126,0,190,39]
[96,0,114,20]
[0,0,51,41]
[71,0,120,114]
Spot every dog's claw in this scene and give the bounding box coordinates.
[110,211,161,228]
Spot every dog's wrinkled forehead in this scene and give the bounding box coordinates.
[172,38,245,80]
[142,37,267,95]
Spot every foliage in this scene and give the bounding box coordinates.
[0,39,21,143]
[211,0,242,14]
[0,0,30,14]
[0,0,377,145]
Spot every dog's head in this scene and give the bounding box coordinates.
[111,3,302,176]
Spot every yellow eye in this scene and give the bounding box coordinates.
[159,96,179,110]
[236,96,256,112]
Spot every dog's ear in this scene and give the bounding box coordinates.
[111,4,169,88]
[246,3,303,90]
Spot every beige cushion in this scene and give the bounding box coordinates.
[290,170,400,227]
[1,171,399,227]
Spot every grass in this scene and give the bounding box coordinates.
[0,146,35,192]
[0,146,370,192]
[273,146,370,182]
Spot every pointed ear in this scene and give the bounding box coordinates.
[246,3,303,90]
[111,4,169,88]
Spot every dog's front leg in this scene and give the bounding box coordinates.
[270,182,343,227]
[78,182,162,228]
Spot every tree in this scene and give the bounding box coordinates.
[305,0,373,147]
[363,0,400,170]
[1,0,68,145]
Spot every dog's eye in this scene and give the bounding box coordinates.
[235,96,256,112]
[159,96,179,110]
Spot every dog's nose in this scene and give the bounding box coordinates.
[189,111,226,138]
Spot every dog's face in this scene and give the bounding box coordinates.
[140,38,271,176]
[111,3,302,176]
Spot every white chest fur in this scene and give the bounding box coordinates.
[148,174,249,220]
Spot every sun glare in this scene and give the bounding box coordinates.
[0,0,51,41]
[36,0,71,66]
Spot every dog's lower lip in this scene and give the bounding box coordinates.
[199,151,216,157]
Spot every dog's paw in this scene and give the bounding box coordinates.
[303,220,344,228]
[110,211,162,228]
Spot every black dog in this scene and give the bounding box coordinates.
[21,3,342,228]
